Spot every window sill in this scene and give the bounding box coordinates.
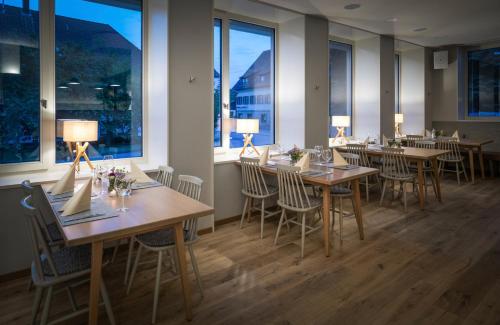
[214,146,279,165]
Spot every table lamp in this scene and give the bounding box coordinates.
[63,120,98,172]
[236,118,260,157]
[331,115,350,139]
[395,113,404,137]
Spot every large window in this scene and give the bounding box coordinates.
[213,18,275,149]
[329,41,352,137]
[55,0,143,163]
[0,0,40,164]
[468,47,500,117]
[395,53,401,113]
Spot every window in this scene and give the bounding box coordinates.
[329,41,352,137]
[395,53,401,113]
[0,0,40,164]
[213,19,222,147]
[54,0,143,163]
[468,47,500,117]
[213,18,275,149]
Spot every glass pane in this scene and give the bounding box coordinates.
[229,20,274,148]
[213,19,222,147]
[395,54,400,113]
[55,0,143,163]
[329,41,352,137]
[0,0,40,164]
[468,47,500,117]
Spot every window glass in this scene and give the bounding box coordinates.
[468,47,500,117]
[229,20,274,148]
[395,54,400,113]
[0,0,40,164]
[214,19,222,147]
[329,41,352,137]
[55,0,142,162]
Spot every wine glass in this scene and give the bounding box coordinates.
[322,149,332,164]
[314,145,323,162]
[115,179,133,212]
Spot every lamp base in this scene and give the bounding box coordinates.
[71,142,95,173]
[239,134,260,157]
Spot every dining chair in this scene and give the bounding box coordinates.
[274,165,322,259]
[406,135,424,147]
[346,144,381,202]
[20,195,115,325]
[414,140,438,198]
[436,137,468,185]
[126,175,204,324]
[239,157,281,239]
[379,147,416,212]
[156,165,174,187]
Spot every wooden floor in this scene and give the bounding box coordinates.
[2,176,500,324]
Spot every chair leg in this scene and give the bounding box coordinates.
[40,286,53,325]
[403,182,407,212]
[462,160,469,182]
[240,197,248,229]
[260,199,265,239]
[27,278,33,292]
[66,286,78,311]
[100,278,116,325]
[111,240,120,263]
[127,245,143,295]
[31,286,43,325]
[188,245,204,297]
[423,171,428,198]
[365,176,369,202]
[456,162,461,185]
[274,209,286,246]
[152,251,163,324]
[379,179,387,206]
[124,237,135,285]
[300,214,306,259]
[330,196,335,233]
[339,197,344,242]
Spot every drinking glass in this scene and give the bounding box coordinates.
[115,180,133,212]
[314,145,323,162]
[322,149,332,163]
[103,155,114,169]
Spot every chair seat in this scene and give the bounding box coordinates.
[330,186,352,196]
[242,184,278,198]
[136,228,189,248]
[47,222,63,243]
[437,156,464,162]
[278,195,322,211]
[380,172,415,181]
[41,244,91,276]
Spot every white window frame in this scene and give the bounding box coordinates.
[213,10,279,160]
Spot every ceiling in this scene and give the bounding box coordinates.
[256,0,500,47]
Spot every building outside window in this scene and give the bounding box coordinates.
[468,47,500,117]
[329,41,352,137]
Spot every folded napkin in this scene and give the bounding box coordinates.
[363,136,369,145]
[382,134,389,147]
[333,149,348,167]
[295,152,310,172]
[49,166,75,195]
[61,178,92,217]
[425,129,432,137]
[452,130,460,141]
[129,161,153,183]
[259,146,269,166]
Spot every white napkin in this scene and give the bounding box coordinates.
[130,161,153,183]
[363,136,369,145]
[49,166,75,195]
[333,149,348,167]
[295,153,310,172]
[452,130,460,141]
[61,178,92,216]
[259,146,269,166]
[383,134,389,147]
[425,129,432,137]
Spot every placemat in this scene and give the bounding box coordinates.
[52,198,119,226]
[47,191,74,203]
[301,170,332,177]
[333,165,361,170]
[132,181,164,190]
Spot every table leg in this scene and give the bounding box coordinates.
[174,222,193,321]
[468,149,475,184]
[417,161,425,210]
[431,158,442,202]
[89,240,103,325]
[352,179,364,240]
[478,146,485,179]
[321,185,331,257]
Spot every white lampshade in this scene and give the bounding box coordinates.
[236,119,259,134]
[395,113,404,123]
[331,115,350,128]
[63,120,98,142]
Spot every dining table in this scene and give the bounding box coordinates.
[336,145,449,210]
[235,157,380,257]
[40,180,214,324]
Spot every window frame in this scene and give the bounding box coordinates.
[0,0,154,175]
[395,52,401,114]
[213,10,279,156]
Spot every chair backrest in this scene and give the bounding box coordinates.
[20,195,58,282]
[240,157,270,197]
[21,180,34,196]
[415,140,435,149]
[436,138,462,161]
[176,175,203,241]
[345,143,370,166]
[276,164,313,211]
[20,180,55,244]
[407,135,424,147]
[156,165,174,188]
[341,152,360,166]
[382,147,411,178]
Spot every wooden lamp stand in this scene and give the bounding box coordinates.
[71,142,95,172]
[239,134,260,157]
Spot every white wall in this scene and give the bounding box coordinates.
[431,46,459,121]
[400,47,426,135]
[379,35,395,139]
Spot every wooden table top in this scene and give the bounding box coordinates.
[41,181,214,246]
[336,145,448,160]
[399,137,494,148]
[235,158,379,186]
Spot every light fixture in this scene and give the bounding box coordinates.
[94,87,103,90]
[344,3,361,10]
[63,120,98,172]
[413,27,427,32]
[67,77,80,85]
[395,113,404,137]
[57,83,69,89]
[331,115,351,139]
[236,119,260,157]
[109,83,120,87]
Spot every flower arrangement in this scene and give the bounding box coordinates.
[287,145,303,163]
[107,167,135,192]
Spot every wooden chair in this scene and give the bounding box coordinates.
[346,144,381,202]
[156,165,174,187]
[240,157,281,239]
[274,165,322,259]
[415,140,438,199]
[379,147,416,212]
[436,138,468,185]
[126,175,204,324]
[406,134,424,147]
[20,195,115,325]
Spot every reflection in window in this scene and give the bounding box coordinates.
[329,41,352,137]
[229,20,274,148]
[468,47,500,117]
[395,54,400,113]
[0,0,40,164]
[55,0,142,163]
[214,19,222,147]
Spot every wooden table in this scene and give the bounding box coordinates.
[236,159,379,257]
[456,139,494,184]
[336,146,448,210]
[41,182,214,324]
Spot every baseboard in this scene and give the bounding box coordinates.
[0,268,30,284]
[197,214,241,235]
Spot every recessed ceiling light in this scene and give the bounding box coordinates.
[344,3,361,10]
[413,27,427,32]
[386,17,398,23]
